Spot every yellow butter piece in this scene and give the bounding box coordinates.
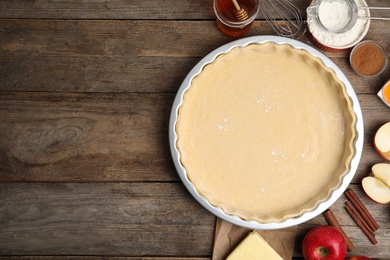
[227,232,283,260]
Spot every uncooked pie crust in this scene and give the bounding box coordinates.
[176,42,356,223]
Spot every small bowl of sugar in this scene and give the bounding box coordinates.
[350,40,388,77]
[306,0,370,52]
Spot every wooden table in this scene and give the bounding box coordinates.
[0,0,389,259]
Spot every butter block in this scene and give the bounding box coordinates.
[227,231,283,260]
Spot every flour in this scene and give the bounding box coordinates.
[307,0,369,47]
[318,0,352,32]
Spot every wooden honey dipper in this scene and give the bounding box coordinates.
[232,0,249,21]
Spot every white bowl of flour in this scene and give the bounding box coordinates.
[307,0,370,51]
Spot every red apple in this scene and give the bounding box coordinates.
[362,163,390,204]
[302,225,347,260]
[347,256,372,260]
[374,122,390,161]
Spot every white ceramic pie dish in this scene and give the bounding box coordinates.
[169,35,364,230]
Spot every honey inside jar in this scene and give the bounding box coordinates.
[217,0,256,21]
[214,0,258,37]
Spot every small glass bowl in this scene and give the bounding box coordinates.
[350,40,388,77]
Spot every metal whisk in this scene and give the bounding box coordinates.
[259,0,306,38]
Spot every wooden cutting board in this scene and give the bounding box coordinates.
[212,218,298,260]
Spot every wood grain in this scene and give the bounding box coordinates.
[1,0,390,258]
[0,258,211,260]
[1,20,389,93]
[0,184,388,257]
[0,0,388,20]
[0,182,215,256]
[0,0,309,20]
[0,92,176,182]
[0,0,214,20]
[0,92,388,183]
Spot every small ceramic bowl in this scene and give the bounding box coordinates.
[306,0,370,52]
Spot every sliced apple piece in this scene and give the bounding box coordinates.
[362,177,390,204]
[374,122,390,161]
[362,163,390,204]
[372,163,390,185]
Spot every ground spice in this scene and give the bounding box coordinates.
[351,42,386,76]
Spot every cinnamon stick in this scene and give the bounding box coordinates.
[345,201,374,235]
[323,209,355,252]
[345,189,379,231]
[345,203,378,245]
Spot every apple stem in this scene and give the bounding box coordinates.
[318,247,329,257]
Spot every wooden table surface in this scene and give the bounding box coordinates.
[0,0,389,259]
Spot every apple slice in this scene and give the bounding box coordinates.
[374,122,390,161]
[372,163,390,184]
[362,163,390,204]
